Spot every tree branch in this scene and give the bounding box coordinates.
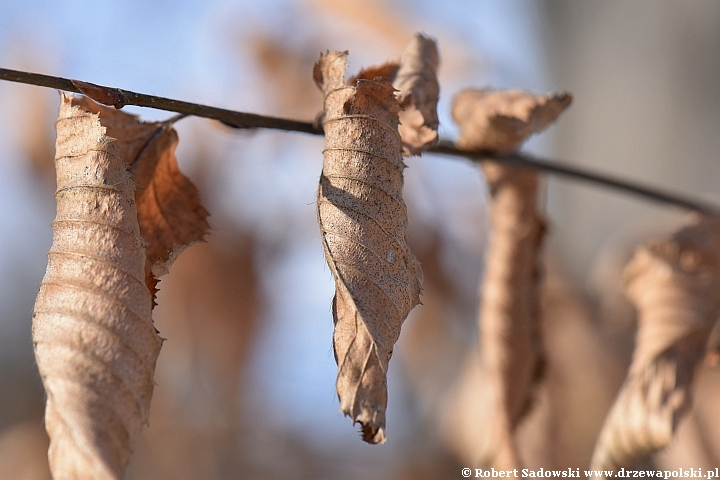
[431,143,720,215]
[1,66,718,215]
[0,67,319,134]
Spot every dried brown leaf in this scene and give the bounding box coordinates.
[70,97,210,296]
[479,165,546,468]
[346,34,440,156]
[452,88,551,467]
[32,94,162,479]
[349,62,401,85]
[314,50,422,444]
[393,33,440,155]
[32,94,209,479]
[590,215,720,471]
[452,88,572,153]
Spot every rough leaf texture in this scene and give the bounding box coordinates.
[314,51,422,444]
[70,97,210,297]
[451,88,572,467]
[32,95,209,479]
[349,33,439,156]
[453,88,572,153]
[590,215,720,471]
[393,33,440,155]
[33,94,160,479]
[477,164,546,468]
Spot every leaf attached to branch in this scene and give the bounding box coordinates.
[70,97,210,297]
[591,215,720,471]
[314,50,422,444]
[451,87,572,467]
[452,88,572,153]
[346,33,440,156]
[393,33,440,155]
[33,94,160,479]
[32,94,209,479]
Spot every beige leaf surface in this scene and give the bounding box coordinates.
[70,97,210,296]
[590,215,720,471]
[478,164,547,469]
[393,33,440,155]
[346,33,439,156]
[314,51,422,444]
[32,94,162,479]
[451,88,567,467]
[452,88,572,153]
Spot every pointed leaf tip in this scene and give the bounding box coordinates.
[315,50,422,443]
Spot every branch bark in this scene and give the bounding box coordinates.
[1,67,718,215]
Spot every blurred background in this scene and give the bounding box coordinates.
[1,1,719,478]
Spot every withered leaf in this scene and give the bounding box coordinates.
[32,94,162,479]
[349,62,401,85]
[590,215,720,471]
[345,33,440,156]
[452,88,572,153]
[70,97,210,296]
[314,51,422,444]
[393,33,440,155]
[478,165,547,469]
[452,88,552,468]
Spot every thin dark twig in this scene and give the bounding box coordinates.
[1,66,718,215]
[430,143,720,215]
[0,67,320,134]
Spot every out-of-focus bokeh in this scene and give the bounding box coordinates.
[1,1,719,478]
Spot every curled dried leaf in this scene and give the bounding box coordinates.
[452,87,551,467]
[314,50,422,444]
[452,88,572,153]
[478,165,547,468]
[349,62,401,85]
[70,97,210,297]
[32,94,162,479]
[590,215,720,471]
[343,33,440,156]
[393,33,440,155]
